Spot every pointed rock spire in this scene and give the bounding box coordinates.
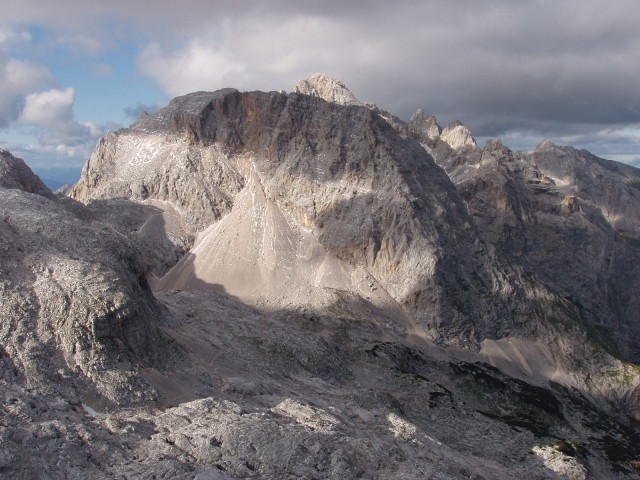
[408,108,441,143]
[294,73,362,106]
[440,120,478,151]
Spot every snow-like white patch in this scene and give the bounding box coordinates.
[387,412,442,446]
[387,412,417,440]
[419,142,433,156]
[82,403,111,419]
[113,133,190,182]
[548,175,571,187]
[272,398,340,433]
[532,445,587,479]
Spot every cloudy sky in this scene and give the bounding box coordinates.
[1,0,639,184]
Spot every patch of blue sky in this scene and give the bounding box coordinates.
[44,42,164,127]
[8,25,163,128]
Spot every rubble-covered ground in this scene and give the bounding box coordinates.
[2,286,640,479]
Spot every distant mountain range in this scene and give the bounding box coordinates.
[29,166,82,191]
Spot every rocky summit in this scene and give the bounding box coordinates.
[2,75,640,479]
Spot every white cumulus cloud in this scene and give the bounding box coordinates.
[19,87,74,127]
[137,40,246,97]
[0,51,54,126]
[15,87,105,161]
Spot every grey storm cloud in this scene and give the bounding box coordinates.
[2,0,640,156]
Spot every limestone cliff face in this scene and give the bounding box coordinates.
[70,127,244,233]
[69,79,640,411]
[531,140,640,236]
[72,87,515,345]
[393,94,640,368]
[430,136,640,364]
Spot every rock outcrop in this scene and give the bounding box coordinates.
[294,72,363,106]
[424,135,640,365]
[440,120,479,151]
[408,108,441,144]
[0,157,181,407]
[71,87,539,349]
[0,149,52,197]
[3,284,640,479]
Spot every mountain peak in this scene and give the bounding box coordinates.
[0,149,52,198]
[440,120,478,151]
[409,108,441,143]
[535,139,559,151]
[294,73,362,106]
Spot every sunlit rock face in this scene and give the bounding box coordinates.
[72,84,554,354]
[294,72,363,106]
[440,120,479,151]
[71,78,640,392]
[2,74,639,478]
